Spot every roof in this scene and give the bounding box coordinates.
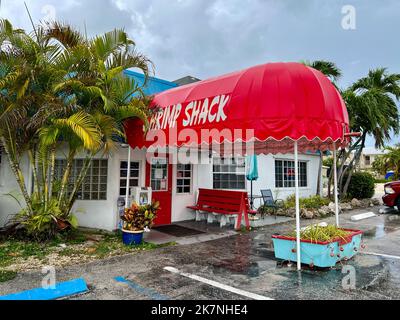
[123,69,178,96]
[173,76,201,86]
[362,147,388,155]
[125,62,350,155]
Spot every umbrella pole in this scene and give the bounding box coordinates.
[294,141,301,271]
[250,180,254,209]
[333,142,340,227]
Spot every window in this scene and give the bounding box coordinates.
[365,156,371,166]
[119,161,140,196]
[275,160,307,188]
[151,158,168,191]
[176,164,192,194]
[213,157,246,190]
[54,159,108,200]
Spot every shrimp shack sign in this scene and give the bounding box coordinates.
[149,94,230,130]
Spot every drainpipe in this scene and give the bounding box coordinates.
[125,146,131,209]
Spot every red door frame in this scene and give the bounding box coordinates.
[146,156,173,226]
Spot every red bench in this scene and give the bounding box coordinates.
[187,188,256,230]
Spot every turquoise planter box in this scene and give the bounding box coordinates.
[272,229,363,268]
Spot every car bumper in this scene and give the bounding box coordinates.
[382,193,397,207]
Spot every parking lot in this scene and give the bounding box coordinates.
[1,206,400,300]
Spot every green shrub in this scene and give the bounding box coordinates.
[284,195,330,209]
[347,171,375,199]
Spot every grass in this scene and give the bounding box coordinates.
[0,229,176,276]
[0,270,17,283]
[284,195,331,209]
[287,224,351,243]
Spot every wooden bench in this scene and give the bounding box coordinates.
[187,188,256,230]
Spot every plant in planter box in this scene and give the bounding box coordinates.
[121,202,160,245]
[272,224,363,268]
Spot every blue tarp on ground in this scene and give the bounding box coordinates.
[0,278,88,300]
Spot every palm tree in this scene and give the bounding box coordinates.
[381,145,400,180]
[0,19,152,237]
[338,69,400,196]
[302,60,342,196]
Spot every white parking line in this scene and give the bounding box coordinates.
[362,252,400,260]
[164,266,274,300]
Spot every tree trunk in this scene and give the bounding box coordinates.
[316,150,323,196]
[66,156,92,215]
[28,148,41,201]
[58,149,76,207]
[342,134,366,196]
[1,137,33,214]
[48,144,56,200]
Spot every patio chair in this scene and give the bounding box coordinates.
[260,189,285,218]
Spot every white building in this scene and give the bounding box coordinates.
[0,67,325,231]
[0,145,321,231]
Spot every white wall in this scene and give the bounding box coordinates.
[0,148,322,230]
[71,146,147,231]
[0,154,32,226]
[248,153,321,208]
[0,145,148,231]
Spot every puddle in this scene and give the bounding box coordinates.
[361,214,400,239]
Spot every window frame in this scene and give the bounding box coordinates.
[54,158,109,201]
[274,159,308,189]
[212,156,246,190]
[150,157,169,192]
[176,163,192,194]
[119,160,141,196]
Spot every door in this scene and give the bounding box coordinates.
[146,157,172,226]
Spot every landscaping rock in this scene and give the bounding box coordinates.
[276,209,286,216]
[361,199,371,208]
[287,208,296,218]
[371,198,381,206]
[301,208,314,219]
[351,198,362,208]
[328,202,338,213]
[341,202,352,211]
[318,205,331,217]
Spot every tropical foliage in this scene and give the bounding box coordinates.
[121,202,160,232]
[0,19,152,239]
[302,61,342,195]
[373,144,400,180]
[346,171,375,200]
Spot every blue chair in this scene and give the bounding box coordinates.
[260,189,284,218]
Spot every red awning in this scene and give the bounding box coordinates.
[125,62,350,155]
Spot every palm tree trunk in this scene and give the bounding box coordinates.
[28,148,41,201]
[66,156,92,215]
[316,150,323,196]
[342,135,366,196]
[1,137,33,214]
[48,144,56,199]
[58,149,76,207]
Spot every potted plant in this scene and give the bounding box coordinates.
[272,224,363,268]
[121,201,160,245]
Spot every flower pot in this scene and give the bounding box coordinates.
[56,219,69,231]
[122,229,144,246]
[271,229,363,268]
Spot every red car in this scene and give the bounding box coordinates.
[382,181,400,210]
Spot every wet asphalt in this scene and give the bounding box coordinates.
[1,206,400,300]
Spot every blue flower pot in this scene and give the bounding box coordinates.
[122,229,144,246]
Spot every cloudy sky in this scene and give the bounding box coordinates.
[1,0,399,146]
